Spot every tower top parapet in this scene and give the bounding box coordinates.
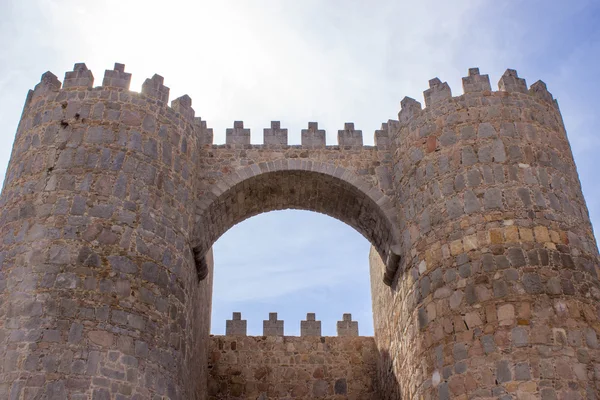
[25,63,558,150]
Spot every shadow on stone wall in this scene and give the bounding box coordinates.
[376,349,403,400]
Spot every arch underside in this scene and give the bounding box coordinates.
[194,170,396,277]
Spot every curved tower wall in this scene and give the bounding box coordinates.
[372,68,600,398]
[0,64,213,399]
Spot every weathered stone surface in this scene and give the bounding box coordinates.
[369,67,600,400]
[263,312,284,336]
[208,336,377,399]
[300,313,322,337]
[0,65,214,399]
[2,64,600,400]
[225,312,247,336]
[336,313,359,336]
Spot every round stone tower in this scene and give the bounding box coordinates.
[0,64,213,399]
[372,68,600,398]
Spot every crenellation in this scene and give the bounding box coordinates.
[225,312,247,336]
[63,63,94,89]
[195,118,214,145]
[374,122,391,149]
[462,67,491,93]
[529,80,554,104]
[423,77,452,107]
[217,313,365,337]
[171,94,195,121]
[300,312,322,336]
[338,122,363,147]
[498,68,527,93]
[263,120,288,146]
[102,62,132,89]
[301,121,326,148]
[398,96,422,124]
[141,74,170,104]
[263,312,284,336]
[32,71,61,99]
[226,120,251,145]
[337,313,359,336]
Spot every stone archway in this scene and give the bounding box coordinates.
[192,160,401,282]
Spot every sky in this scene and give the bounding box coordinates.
[0,0,599,336]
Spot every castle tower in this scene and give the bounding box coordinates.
[371,68,600,398]
[0,64,213,399]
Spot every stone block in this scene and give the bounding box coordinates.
[226,121,251,145]
[374,121,393,149]
[338,123,363,147]
[263,312,284,336]
[301,122,326,147]
[337,313,359,336]
[398,96,422,123]
[498,69,527,93]
[102,63,131,89]
[423,78,452,108]
[33,71,61,99]
[529,80,554,103]
[462,67,491,93]
[196,119,214,145]
[141,74,170,103]
[225,312,247,336]
[63,63,94,89]
[171,95,195,121]
[301,313,322,337]
[263,121,288,145]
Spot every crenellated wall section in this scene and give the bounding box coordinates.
[208,313,376,399]
[0,62,598,399]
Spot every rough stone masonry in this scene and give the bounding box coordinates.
[209,312,375,399]
[0,62,598,399]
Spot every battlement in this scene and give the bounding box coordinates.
[222,312,361,337]
[397,67,557,126]
[25,63,559,152]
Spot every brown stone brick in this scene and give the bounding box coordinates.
[504,226,519,243]
[534,226,551,243]
[490,229,504,244]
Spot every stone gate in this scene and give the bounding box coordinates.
[0,63,599,399]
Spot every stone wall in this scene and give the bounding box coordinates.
[207,336,377,399]
[1,62,599,399]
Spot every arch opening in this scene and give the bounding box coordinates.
[192,166,400,282]
[210,210,375,336]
